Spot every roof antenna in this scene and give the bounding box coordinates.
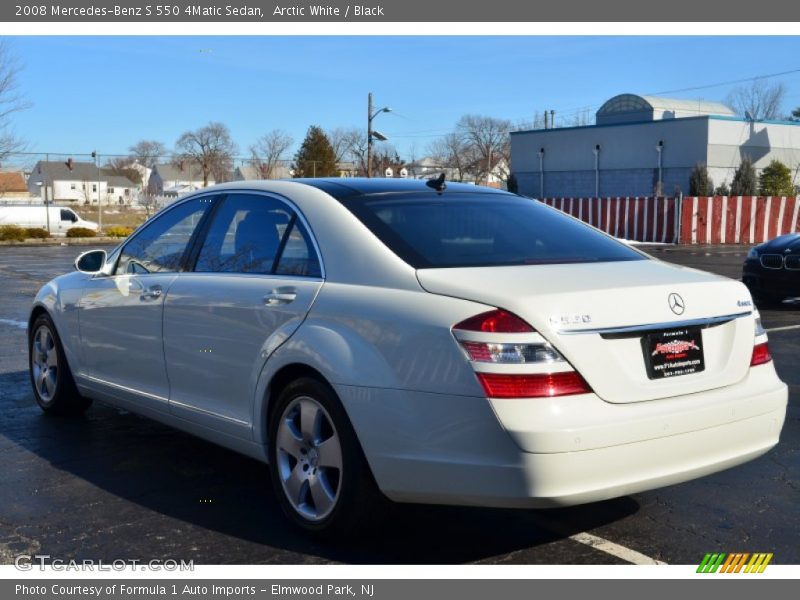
[426,172,446,192]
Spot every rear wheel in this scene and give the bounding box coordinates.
[29,313,92,415]
[267,377,385,536]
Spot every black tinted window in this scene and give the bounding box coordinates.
[341,193,644,268]
[195,194,291,274]
[116,196,213,275]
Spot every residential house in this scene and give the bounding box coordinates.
[149,164,215,196]
[27,160,138,204]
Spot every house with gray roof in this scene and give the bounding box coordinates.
[149,163,214,196]
[27,160,139,204]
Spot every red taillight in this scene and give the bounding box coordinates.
[476,372,592,398]
[453,309,534,333]
[751,342,772,366]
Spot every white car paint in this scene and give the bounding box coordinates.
[30,179,788,512]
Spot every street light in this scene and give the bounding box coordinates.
[593,144,601,198]
[655,140,664,196]
[367,92,391,178]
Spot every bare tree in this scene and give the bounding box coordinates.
[174,122,237,187]
[427,133,474,182]
[456,114,512,184]
[326,127,352,163]
[339,127,368,175]
[104,157,142,186]
[128,140,166,168]
[0,41,31,161]
[726,79,786,120]
[249,129,293,178]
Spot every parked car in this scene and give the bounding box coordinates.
[28,179,787,534]
[742,233,800,305]
[0,205,98,234]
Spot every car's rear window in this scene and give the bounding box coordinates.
[340,193,645,268]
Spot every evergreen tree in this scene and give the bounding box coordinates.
[689,163,713,196]
[730,156,757,195]
[506,173,519,194]
[758,159,795,196]
[293,126,338,178]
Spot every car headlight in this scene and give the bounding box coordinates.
[747,247,759,259]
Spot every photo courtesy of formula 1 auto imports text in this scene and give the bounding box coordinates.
[0,1,798,598]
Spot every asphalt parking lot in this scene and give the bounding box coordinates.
[0,243,797,565]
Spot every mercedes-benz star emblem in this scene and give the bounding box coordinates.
[668,293,685,315]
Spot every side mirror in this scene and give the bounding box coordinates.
[74,249,107,274]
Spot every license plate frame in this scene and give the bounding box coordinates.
[642,326,705,380]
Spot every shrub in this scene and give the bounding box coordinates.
[66,227,97,238]
[758,159,795,196]
[105,226,134,238]
[0,225,26,241]
[689,162,714,196]
[730,156,757,195]
[24,227,50,239]
[714,182,731,196]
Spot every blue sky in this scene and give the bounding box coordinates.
[6,36,800,164]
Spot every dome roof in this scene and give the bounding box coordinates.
[596,94,735,124]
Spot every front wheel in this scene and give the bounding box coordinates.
[29,313,92,415]
[267,377,385,536]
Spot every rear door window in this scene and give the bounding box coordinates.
[192,193,322,278]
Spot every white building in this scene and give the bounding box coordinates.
[149,164,214,195]
[511,93,800,198]
[27,160,138,204]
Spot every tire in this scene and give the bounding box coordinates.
[267,376,386,536]
[28,313,92,416]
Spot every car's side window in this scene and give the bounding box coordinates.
[60,209,77,222]
[275,220,322,278]
[194,194,292,275]
[115,196,213,275]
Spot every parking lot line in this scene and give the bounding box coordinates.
[568,532,667,565]
[766,324,800,333]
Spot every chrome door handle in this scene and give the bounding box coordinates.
[140,285,163,300]
[264,287,297,306]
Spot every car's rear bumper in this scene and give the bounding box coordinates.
[335,365,787,508]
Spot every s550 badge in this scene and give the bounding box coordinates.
[549,314,592,326]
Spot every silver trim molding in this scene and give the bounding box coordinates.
[557,311,752,336]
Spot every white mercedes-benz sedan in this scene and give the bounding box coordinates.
[28,178,787,534]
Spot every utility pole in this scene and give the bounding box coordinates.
[92,150,102,230]
[44,153,50,234]
[367,92,391,178]
[367,92,373,177]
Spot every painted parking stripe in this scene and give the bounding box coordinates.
[568,532,667,565]
[766,324,800,333]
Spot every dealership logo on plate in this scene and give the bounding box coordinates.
[668,293,685,315]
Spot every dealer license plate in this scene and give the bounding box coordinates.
[643,327,705,379]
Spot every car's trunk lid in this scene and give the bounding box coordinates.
[417,260,756,403]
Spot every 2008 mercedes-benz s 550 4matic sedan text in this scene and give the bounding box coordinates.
[28,178,787,534]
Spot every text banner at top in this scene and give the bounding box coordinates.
[4,0,800,22]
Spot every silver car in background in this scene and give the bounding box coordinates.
[29,178,787,535]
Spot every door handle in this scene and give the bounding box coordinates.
[140,285,163,300]
[264,287,297,306]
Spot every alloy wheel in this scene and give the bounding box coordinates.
[31,325,58,402]
[275,396,343,521]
